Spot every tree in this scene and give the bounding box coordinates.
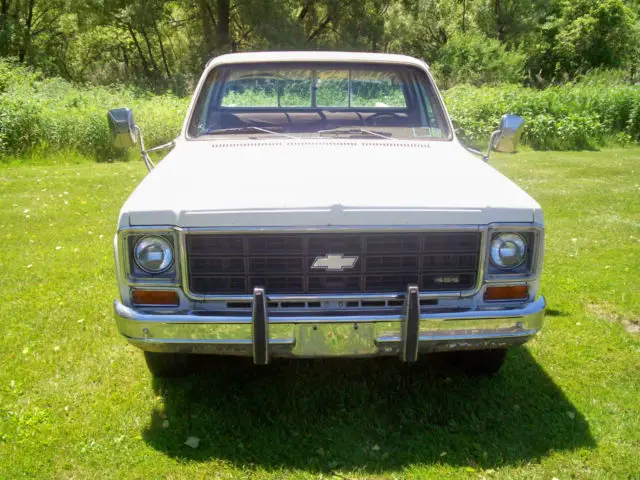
[432,31,525,87]
[0,0,638,91]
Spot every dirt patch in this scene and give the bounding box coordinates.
[624,321,640,335]
[586,302,619,323]
[586,302,639,335]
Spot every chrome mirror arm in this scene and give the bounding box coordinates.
[485,130,500,163]
[134,125,175,172]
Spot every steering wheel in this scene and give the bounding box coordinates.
[365,111,403,126]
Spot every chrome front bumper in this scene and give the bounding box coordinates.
[114,291,545,364]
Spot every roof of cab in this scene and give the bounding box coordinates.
[206,51,429,69]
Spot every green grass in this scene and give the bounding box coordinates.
[0,149,639,479]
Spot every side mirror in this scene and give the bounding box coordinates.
[107,108,137,149]
[492,114,525,153]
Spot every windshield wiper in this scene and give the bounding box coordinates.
[203,125,297,139]
[316,127,396,140]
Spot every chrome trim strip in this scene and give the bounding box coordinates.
[377,329,539,344]
[182,224,481,233]
[125,331,536,356]
[129,337,296,347]
[114,296,545,324]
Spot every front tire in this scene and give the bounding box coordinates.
[144,351,195,377]
[454,349,508,375]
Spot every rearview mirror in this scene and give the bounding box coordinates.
[107,108,137,149]
[492,114,525,153]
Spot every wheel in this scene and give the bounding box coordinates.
[454,349,508,375]
[144,351,195,378]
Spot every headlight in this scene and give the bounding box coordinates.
[134,236,174,273]
[490,233,527,269]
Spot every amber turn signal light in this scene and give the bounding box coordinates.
[484,285,528,301]
[131,289,179,306]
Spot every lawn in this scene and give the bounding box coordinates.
[0,149,638,479]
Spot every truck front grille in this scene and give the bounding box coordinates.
[185,232,480,295]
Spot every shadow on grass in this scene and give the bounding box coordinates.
[143,348,594,472]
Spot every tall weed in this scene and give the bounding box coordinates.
[444,84,640,150]
[0,61,187,161]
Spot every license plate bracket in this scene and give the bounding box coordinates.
[292,323,378,357]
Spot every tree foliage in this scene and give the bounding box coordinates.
[0,0,639,91]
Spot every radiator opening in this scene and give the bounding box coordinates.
[361,300,386,308]
[280,301,306,308]
[227,301,251,309]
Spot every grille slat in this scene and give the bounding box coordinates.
[186,232,480,295]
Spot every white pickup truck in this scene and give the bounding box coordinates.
[109,51,545,377]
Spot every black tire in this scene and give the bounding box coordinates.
[454,349,508,375]
[144,351,195,378]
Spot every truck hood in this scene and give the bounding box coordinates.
[120,139,542,228]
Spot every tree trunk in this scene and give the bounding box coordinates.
[198,0,216,54]
[155,25,171,78]
[494,0,505,43]
[461,0,467,33]
[121,43,129,79]
[216,0,230,50]
[0,0,10,56]
[140,26,160,74]
[126,24,151,78]
[18,0,35,62]
[306,15,331,43]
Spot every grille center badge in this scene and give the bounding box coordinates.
[311,253,358,271]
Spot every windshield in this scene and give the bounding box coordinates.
[188,62,451,140]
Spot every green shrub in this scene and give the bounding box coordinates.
[443,84,640,150]
[0,60,188,161]
[431,33,526,89]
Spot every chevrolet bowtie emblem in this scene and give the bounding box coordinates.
[311,253,359,271]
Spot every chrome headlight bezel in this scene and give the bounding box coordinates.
[133,235,174,274]
[490,232,527,270]
[485,224,543,279]
[116,228,180,285]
